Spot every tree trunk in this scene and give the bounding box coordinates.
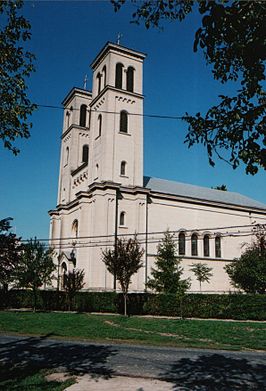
[33,287,37,312]
[123,293,127,316]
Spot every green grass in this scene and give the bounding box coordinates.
[0,311,265,351]
[0,369,75,391]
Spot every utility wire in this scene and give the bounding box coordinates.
[20,223,264,244]
[34,103,186,120]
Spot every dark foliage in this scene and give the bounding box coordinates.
[0,0,36,153]
[0,217,22,291]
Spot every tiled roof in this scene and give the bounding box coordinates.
[144,176,266,210]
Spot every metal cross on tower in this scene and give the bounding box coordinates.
[117,32,123,45]
[83,74,88,90]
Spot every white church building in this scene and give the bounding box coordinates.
[49,42,266,293]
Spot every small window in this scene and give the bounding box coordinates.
[65,146,69,166]
[178,231,186,255]
[82,145,89,164]
[98,114,102,137]
[95,163,99,178]
[120,161,126,176]
[126,66,134,92]
[203,235,210,257]
[191,233,198,256]
[115,63,123,89]
[97,72,102,95]
[119,211,125,226]
[102,65,106,88]
[215,236,221,258]
[72,220,78,238]
[66,111,70,128]
[79,104,87,127]
[120,111,128,133]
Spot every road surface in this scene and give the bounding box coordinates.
[0,334,265,390]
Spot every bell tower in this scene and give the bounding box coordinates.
[89,42,146,187]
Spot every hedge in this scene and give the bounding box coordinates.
[0,290,265,320]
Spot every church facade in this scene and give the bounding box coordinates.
[49,42,266,293]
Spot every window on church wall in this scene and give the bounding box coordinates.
[79,104,87,127]
[64,146,69,166]
[178,232,186,255]
[66,110,70,129]
[215,236,221,258]
[203,235,210,257]
[115,63,123,89]
[126,66,134,92]
[97,72,102,95]
[120,161,126,176]
[72,220,78,239]
[120,111,128,133]
[119,211,125,226]
[95,163,99,179]
[102,65,107,88]
[98,114,102,137]
[191,233,198,256]
[82,145,89,164]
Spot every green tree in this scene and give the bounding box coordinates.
[147,230,190,294]
[0,217,22,291]
[102,237,144,316]
[15,239,56,311]
[0,0,36,154]
[225,226,266,294]
[112,1,266,175]
[190,262,213,292]
[63,269,85,310]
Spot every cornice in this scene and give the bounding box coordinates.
[91,42,146,70]
[90,85,144,107]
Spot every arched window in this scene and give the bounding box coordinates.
[119,211,125,226]
[98,114,102,137]
[66,110,70,128]
[115,63,123,89]
[120,111,128,133]
[215,236,221,258]
[120,161,126,176]
[126,66,134,92]
[96,72,102,95]
[72,220,78,238]
[203,235,210,257]
[79,104,87,127]
[191,233,198,256]
[95,163,99,178]
[102,65,106,88]
[64,146,69,166]
[178,231,186,255]
[82,145,89,164]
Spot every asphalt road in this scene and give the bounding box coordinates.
[0,334,265,390]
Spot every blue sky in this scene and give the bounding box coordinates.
[1,0,266,240]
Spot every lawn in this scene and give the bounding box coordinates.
[0,311,265,351]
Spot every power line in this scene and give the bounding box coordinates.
[34,103,186,121]
[20,223,260,243]
[46,230,256,251]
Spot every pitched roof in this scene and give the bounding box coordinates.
[143,176,266,211]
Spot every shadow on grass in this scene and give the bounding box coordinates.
[161,353,266,390]
[0,334,117,388]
